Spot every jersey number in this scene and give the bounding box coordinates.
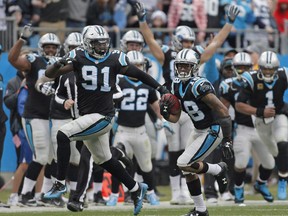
[81,66,111,91]
[183,101,205,122]
[121,88,149,111]
[265,91,274,107]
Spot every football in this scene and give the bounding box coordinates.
[160,93,181,115]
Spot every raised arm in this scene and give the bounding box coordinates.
[45,58,74,78]
[200,5,240,64]
[133,2,165,65]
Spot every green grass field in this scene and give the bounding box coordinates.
[0,185,288,216]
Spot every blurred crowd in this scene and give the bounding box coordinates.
[0,0,288,53]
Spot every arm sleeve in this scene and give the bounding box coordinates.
[122,64,160,89]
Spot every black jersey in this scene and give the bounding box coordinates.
[117,76,158,127]
[23,53,52,119]
[172,77,216,129]
[51,72,78,119]
[162,45,177,91]
[66,48,129,116]
[238,68,288,114]
[220,77,254,127]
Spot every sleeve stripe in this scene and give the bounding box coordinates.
[119,52,128,66]
[242,72,254,89]
[192,78,206,97]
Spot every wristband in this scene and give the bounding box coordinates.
[256,108,264,117]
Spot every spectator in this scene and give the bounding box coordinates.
[150,10,169,46]
[32,0,68,43]
[16,0,41,48]
[244,43,262,70]
[66,0,90,29]
[273,0,288,54]
[167,0,207,43]
[86,0,120,48]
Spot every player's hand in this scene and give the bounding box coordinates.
[221,140,234,160]
[263,107,276,118]
[156,85,170,96]
[133,1,147,22]
[159,99,171,119]
[54,57,73,68]
[226,5,240,24]
[64,99,74,110]
[37,81,55,96]
[20,23,33,41]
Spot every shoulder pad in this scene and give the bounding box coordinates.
[241,71,254,89]
[112,50,128,66]
[219,80,230,95]
[191,77,214,98]
[26,53,37,63]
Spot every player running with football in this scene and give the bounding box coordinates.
[159,49,234,216]
[132,1,240,204]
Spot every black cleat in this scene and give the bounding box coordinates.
[94,191,106,205]
[214,162,228,194]
[67,200,84,212]
[182,208,209,216]
[18,192,37,207]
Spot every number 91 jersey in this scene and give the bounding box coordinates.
[172,77,216,130]
[66,48,129,116]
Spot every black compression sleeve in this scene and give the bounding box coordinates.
[218,116,232,142]
[124,64,160,89]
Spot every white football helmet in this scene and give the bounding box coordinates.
[82,25,110,59]
[258,51,279,82]
[126,50,146,71]
[172,26,196,52]
[174,49,199,81]
[232,52,253,77]
[38,33,61,59]
[64,32,82,53]
[120,30,144,53]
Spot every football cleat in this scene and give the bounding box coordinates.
[214,162,228,194]
[234,186,244,204]
[182,208,209,216]
[94,191,106,206]
[131,183,148,215]
[44,181,67,199]
[277,179,287,200]
[146,192,160,205]
[67,200,84,212]
[106,194,118,206]
[254,181,273,202]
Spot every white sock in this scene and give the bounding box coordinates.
[207,163,222,175]
[21,177,36,195]
[170,175,181,198]
[70,181,77,191]
[130,183,139,192]
[41,177,53,193]
[192,194,207,212]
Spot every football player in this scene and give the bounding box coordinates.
[236,51,288,201]
[160,49,233,216]
[8,24,61,206]
[43,25,169,215]
[132,1,240,204]
[107,50,162,206]
[220,52,275,204]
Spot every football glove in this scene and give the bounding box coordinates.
[133,1,147,22]
[20,23,33,41]
[221,140,234,160]
[37,81,55,96]
[54,57,73,68]
[226,4,240,24]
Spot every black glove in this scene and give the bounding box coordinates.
[54,57,73,68]
[226,4,240,24]
[133,1,147,22]
[156,85,170,96]
[159,99,171,119]
[221,140,234,160]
